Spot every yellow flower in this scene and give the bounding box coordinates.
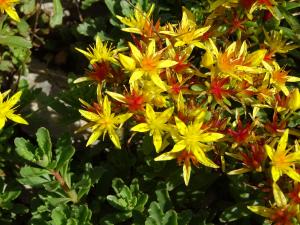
[269,62,300,96]
[264,30,299,55]
[79,92,132,148]
[127,39,177,90]
[0,90,28,130]
[75,36,120,65]
[288,88,300,111]
[161,7,210,48]
[116,3,155,35]
[0,0,20,22]
[155,111,224,184]
[170,114,224,166]
[265,129,300,182]
[131,104,173,152]
[204,39,266,83]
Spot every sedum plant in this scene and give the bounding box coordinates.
[74,1,300,224]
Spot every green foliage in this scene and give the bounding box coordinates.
[50,0,64,28]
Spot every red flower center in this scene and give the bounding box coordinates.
[125,91,145,112]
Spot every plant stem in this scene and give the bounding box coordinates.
[51,170,78,203]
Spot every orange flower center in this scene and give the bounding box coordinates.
[273,152,292,169]
[218,52,244,73]
[141,56,157,71]
[272,70,288,85]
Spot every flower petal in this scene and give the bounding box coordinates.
[150,73,167,91]
[200,132,224,142]
[145,104,156,121]
[147,39,156,56]
[227,168,252,175]
[157,60,178,69]
[265,144,274,160]
[0,117,6,130]
[247,206,274,218]
[86,128,102,146]
[79,110,99,121]
[103,96,111,116]
[193,147,219,168]
[106,91,126,103]
[183,160,191,186]
[129,42,143,62]
[271,166,281,182]
[129,70,144,83]
[114,113,132,124]
[75,48,93,60]
[6,113,28,125]
[155,152,178,161]
[170,140,186,153]
[6,91,22,108]
[5,7,20,22]
[285,167,300,182]
[153,129,162,152]
[272,183,287,207]
[109,129,121,149]
[277,129,289,153]
[119,53,136,71]
[157,107,174,124]
[131,123,150,132]
[174,117,187,135]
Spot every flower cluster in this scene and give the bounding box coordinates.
[76,2,300,224]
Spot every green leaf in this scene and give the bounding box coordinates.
[135,193,148,212]
[14,138,35,161]
[66,218,77,225]
[146,202,164,225]
[46,197,71,206]
[104,0,118,15]
[17,20,30,37]
[51,205,67,225]
[20,166,50,177]
[100,212,132,225]
[76,177,91,200]
[278,5,300,33]
[18,176,50,186]
[107,195,128,211]
[36,127,52,164]
[0,190,21,210]
[73,205,92,225]
[55,145,75,171]
[0,35,32,48]
[146,200,179,225]
[20,0,36,14]
[81,0,100,10]
[155,188,172,212]
[0,60,14,72]
[162,210,178,225]
[50,0,64,28]
[120,0,133,17]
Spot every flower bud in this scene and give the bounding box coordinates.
[288,88,300,111]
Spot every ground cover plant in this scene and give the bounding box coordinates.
[0,0,300,224]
